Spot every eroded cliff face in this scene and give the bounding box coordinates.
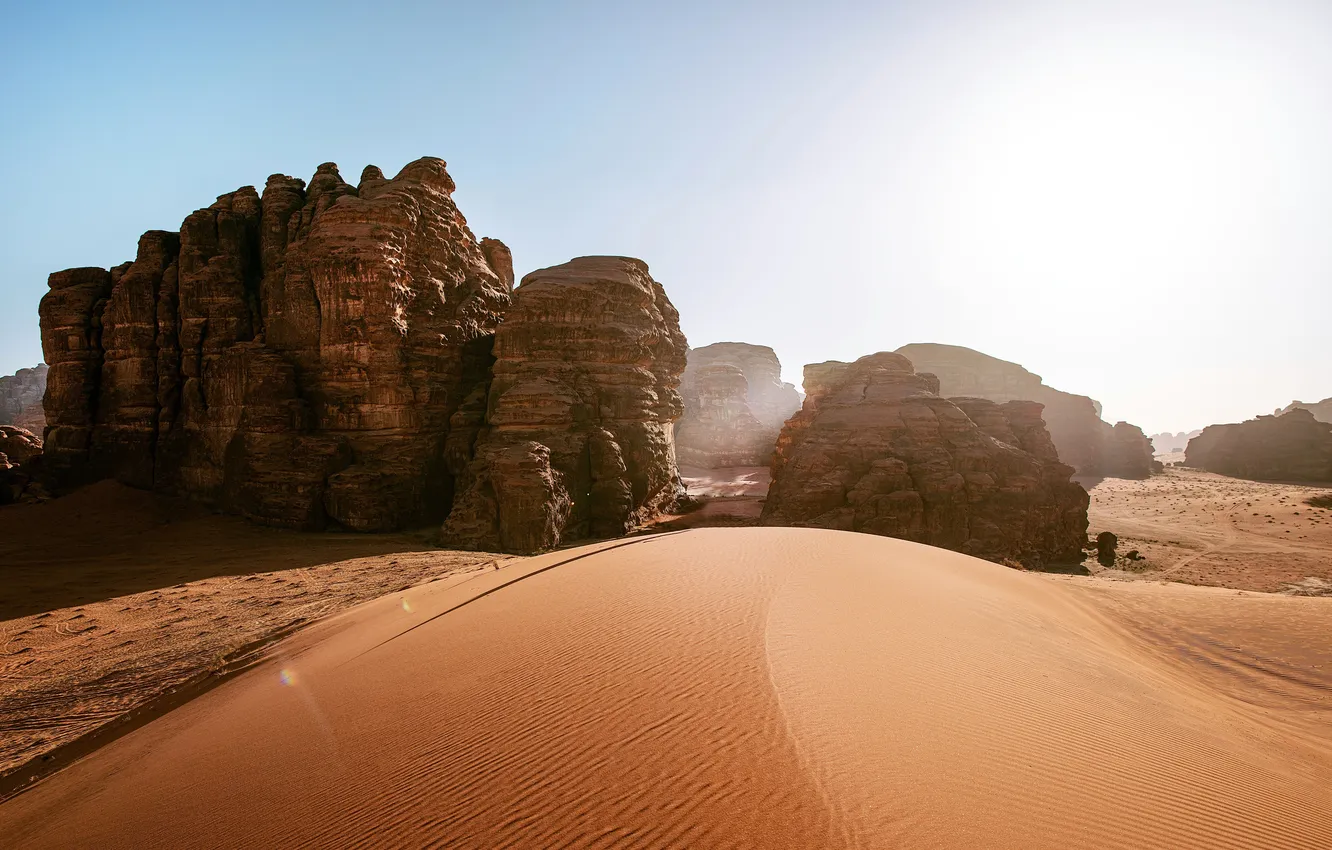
[1186,409,1332,482]
[675,342,801,467]
[38,157,512,531]
[441,257,688,553]
[0,365,47,431]
[896,342,1155,478]
[761,352,1089,567]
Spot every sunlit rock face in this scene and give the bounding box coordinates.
[0,364,47,432]
[675,342,802,468]
[896,342,1156,478]
[441,256,689,554]
[38,158,512,531]
[1186,409,1332,482]
[761,352,1089,567]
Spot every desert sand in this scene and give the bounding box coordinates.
[1083,468,1332,593]
[0,482,505,787]
[2,527,1329,849]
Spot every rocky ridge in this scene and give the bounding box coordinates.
[1281,398,1332,424]
[675,342,801,467]
[440,257,688,553]
[895,343,1156,478]
[761,352,1089,566]
[0,364,47,432]
[1186,409,1332,482]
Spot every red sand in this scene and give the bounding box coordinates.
[3,528,1329,849]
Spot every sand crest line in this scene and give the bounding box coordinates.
[346,531,688,663]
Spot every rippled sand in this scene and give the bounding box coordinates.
[3,528,1330,848]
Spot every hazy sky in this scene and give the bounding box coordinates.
[2,0,1327,433]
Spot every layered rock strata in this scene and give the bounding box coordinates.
[1186,409,1332,482]
[896,343,1155,478]
[441,257,688,553]
[676,342,801,467]
[0,364,47,431]
[38,158,512,530]
[761,352,1089,566]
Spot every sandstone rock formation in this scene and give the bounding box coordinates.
[0,364,47,431]
[675,342,801,467]
[38,157,512,530]
[0,426,41,470]
[1281,398,1332,424]
[1149,430,1203,455]
[440,257,688,553]
[761,352,1089,566]
[896,343,1155,478]
[1185,409,1332,482]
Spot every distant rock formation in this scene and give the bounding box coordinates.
[1149,430,1202,455]
[761,352,1089,567]
[440,257,688,553]
[1281,398,1332,424]
[896,343,1155,478]
[0,364,47,431]
[38,157,512,531]
[676,342,801,467]
[1186,409,1332,482]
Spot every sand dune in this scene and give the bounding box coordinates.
[2,528,1330,848]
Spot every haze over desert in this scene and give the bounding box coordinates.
[3,1,1331,847]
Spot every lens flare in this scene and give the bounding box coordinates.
[401,598,413,613]
[279,668,297,687]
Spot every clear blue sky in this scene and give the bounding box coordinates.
[2,0,1327,433]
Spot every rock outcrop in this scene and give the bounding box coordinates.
[1185,409,1332,482]
[0,426,41,469]
[37,157,512,530]
[1281,398,1332,424]
[896,343,1155,478]
[440,257,688,553]
[761,352,1089,567]
[0,364,47,431]
[675,342,801,467]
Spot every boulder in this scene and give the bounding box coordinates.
[37,157,511,531]
[0,364,48,431]
[1185,409,1332,482]
[760,352,1089,567]
[676,342,801,467]
[441,256,688,553]
[895,343,1155,478]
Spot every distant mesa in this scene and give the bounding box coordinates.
[761,351,1089,567]
[675,342,802,468]
[1149,430,1202,456]
[1280,398,1332,424]
[0,363,47,432]
[896,343,1157,478]
[1186,408,1332,482]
